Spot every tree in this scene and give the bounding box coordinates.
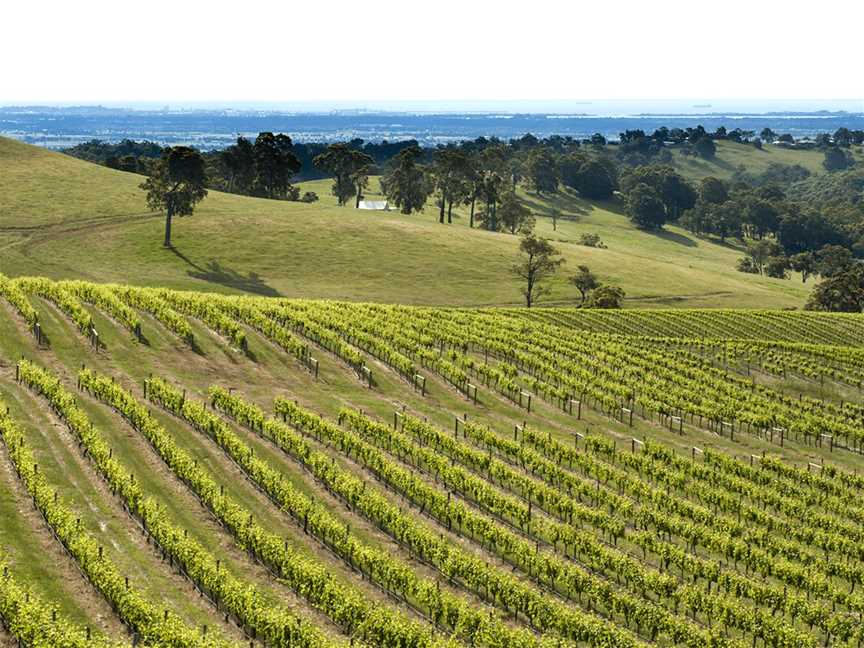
[743,239,782,275]
[823,147,855,172]
[463,153,483,228]
[570,265,599,305]
[699,177,729,205]
[475,145,509,231]
[805,264,864,312]
[584,285,625,308]
[760,128,777,143]
[693,136,716,159]
[220,136,256,194]
[710,202,743,242]
[620,166,695,221]
[834,128,853,147]
[777,205,848,255]
[626,183,666,230]
[140,146,208,247]
[743,198,780,239]
[380,146,431,214]
[252,132,301,199]
[525,147,559,195]
[789,251,817,283]
[512,233,564,308]
[313,144,375,207]
[764,255,789,279]
[573,160,615,199]
[816,244,854,277]
[496,192,534,234]
[431,148,470,223]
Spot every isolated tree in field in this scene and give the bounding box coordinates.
[313,144,375,207]
[584,284,625,308]
[381,146,431,214]
[431,148,470,223]
[790,251,817,283]
[626,183,666,230]
[140,146,208,248]
[512,233,564,308]
[570,265,599,305]
[253,132,301,199]
[496,192,535,234]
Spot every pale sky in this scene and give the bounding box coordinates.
[3,0,862,107]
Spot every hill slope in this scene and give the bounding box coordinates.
[0,136,811,308]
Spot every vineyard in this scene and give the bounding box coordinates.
[2,273,864,648]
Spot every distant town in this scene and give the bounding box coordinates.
[3,105,863,150]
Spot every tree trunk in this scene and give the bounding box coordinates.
[439,193,445,224]
[355,186,361,209]
[447,199,453,223]
[164,208,173,247]
[469,196,476,228]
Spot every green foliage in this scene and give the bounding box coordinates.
[823,147,855,172]
[252,132,302,199]
[625,183,666,230]
[621,166,695,221]
[380,146,431,214]
[140,146,208,247]
[489,192,534,234]
[512,233,564,307]
[693,136,716,159]
[570,265,599,304]
[313,143,374,207]
[584,284,625,308]
[524,147,559,195]
[806,264,864,312]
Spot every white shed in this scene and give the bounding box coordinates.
[358,200,390,211]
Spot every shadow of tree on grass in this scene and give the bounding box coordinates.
[167,247,281,297]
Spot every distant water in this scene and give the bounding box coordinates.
[2,105,863,150]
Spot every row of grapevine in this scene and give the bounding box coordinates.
[0,387,233,648]
[0,555,125,647]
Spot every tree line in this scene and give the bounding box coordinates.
[90,124,862,310]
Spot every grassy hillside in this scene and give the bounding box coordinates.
[0,136,813,308]
[669,139,864,182]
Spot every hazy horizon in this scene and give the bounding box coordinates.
[2,99,863,115]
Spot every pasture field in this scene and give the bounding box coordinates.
[2,274,864,647]
[0,136,814,309]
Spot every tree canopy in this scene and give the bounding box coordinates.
[381,146,431,214]
[140,146,208,247]
[512,233,564,308]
